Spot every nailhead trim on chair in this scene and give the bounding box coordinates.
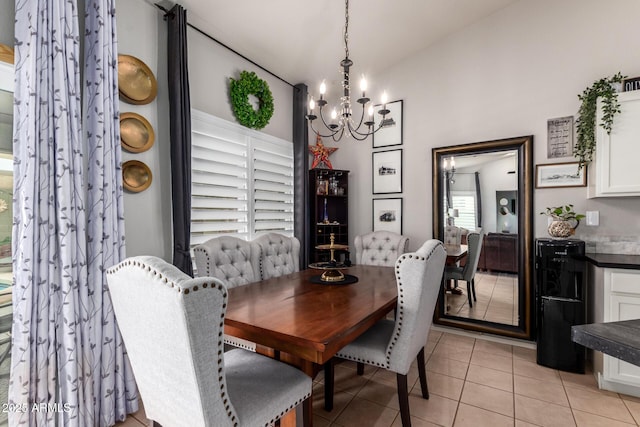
[193,247,211,276]
[265,390,312,427]
[107,259,239,425]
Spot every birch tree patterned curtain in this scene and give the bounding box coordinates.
[10,0,137,425]
[83,0,138,424]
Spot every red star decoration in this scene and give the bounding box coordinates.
[309,135,338,169]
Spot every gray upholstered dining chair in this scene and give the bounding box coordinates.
[444,229,485,307]
[193,235,260,351]
[354,230,409,267]
[193,235,261,288]
[443,225,462,246]
[106,256,312,427]
[253,232,300,280]
[326,240,446,427]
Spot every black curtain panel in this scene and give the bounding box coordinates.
[167,4,193,275]
[293,83,310,267]
[475,171,483,228]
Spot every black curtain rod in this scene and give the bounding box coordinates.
[157,3,296,89]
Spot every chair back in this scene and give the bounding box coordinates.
[193,235,260,287]
[253,233,300,280]
[107,256,238,427]
[443,226,461,245]
[387,240,446,374]
[462,230,485,281]
[354,231,409,267]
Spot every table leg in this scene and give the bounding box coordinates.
[323,359,334,411]
[280,408,297,427]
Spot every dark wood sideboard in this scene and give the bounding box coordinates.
[478,232,518,274]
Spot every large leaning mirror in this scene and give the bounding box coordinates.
[432,136,533,340]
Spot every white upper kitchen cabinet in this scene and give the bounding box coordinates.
[588,90,640,198]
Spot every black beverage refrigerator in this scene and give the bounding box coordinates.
[535,238,586,373]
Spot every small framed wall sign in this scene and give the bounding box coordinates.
[535,162,586,188]
[623,76,640,92]
[373,198,402,234]
[372,149,402,194]
[372,99,403,148]
[547,116,574,158]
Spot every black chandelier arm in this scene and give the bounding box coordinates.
[347,110,379,137]
[348,101,368,133]
[330,127,347,142]
[309,119,342,139]
[347,111,389,138]
[317,107,345,135]
[344,122,372,141]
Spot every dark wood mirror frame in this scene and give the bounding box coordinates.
[432,135,534,340]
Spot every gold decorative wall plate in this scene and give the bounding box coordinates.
[118,54,157,105]
[120,112,154,153]
[122,160,152,192]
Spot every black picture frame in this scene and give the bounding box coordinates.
[372,99,403,148]
[535,162,586,188]
[372,198,403,234]
[372,149,403,194]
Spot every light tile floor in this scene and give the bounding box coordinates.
[447,272,519,326]
[117,330,640,427]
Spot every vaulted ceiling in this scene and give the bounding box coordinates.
[156,0,519,85]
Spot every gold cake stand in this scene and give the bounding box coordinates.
[310,234,350,282]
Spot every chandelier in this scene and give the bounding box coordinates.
[443,156,456,183]
[306,0,393,141]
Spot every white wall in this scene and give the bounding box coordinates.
[328,0,640,251]
[117,0,172,259]
[116,0,294,260]
[188,28,294,142]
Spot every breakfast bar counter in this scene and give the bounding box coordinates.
[585,253,640,270]
[573,319,640,367]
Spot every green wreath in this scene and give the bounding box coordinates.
[229,71,274,130]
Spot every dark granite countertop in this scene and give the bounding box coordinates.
[585,253,640,270]
[572,319,640,366]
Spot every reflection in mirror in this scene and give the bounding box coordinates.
[433,136,533,340]
[0,68,12,275]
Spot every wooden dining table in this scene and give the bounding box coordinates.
[224,265,397,427]
[445,244,468,266]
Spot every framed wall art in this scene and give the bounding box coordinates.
[535,162,586,188]
[372,99,403,148]
[547,116,574,158]
[372,149,402,194]
[373,198,402,234]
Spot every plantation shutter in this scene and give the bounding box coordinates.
[252,134,295,235]
[190,110,294,249]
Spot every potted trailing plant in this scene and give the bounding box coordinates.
[574,72,626,170]
[540,205,586,238]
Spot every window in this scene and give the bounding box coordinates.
[0,60,13,392]
[190,110,294,249]
[450,191,477,231]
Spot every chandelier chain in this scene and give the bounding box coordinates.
[344,0,349,59]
